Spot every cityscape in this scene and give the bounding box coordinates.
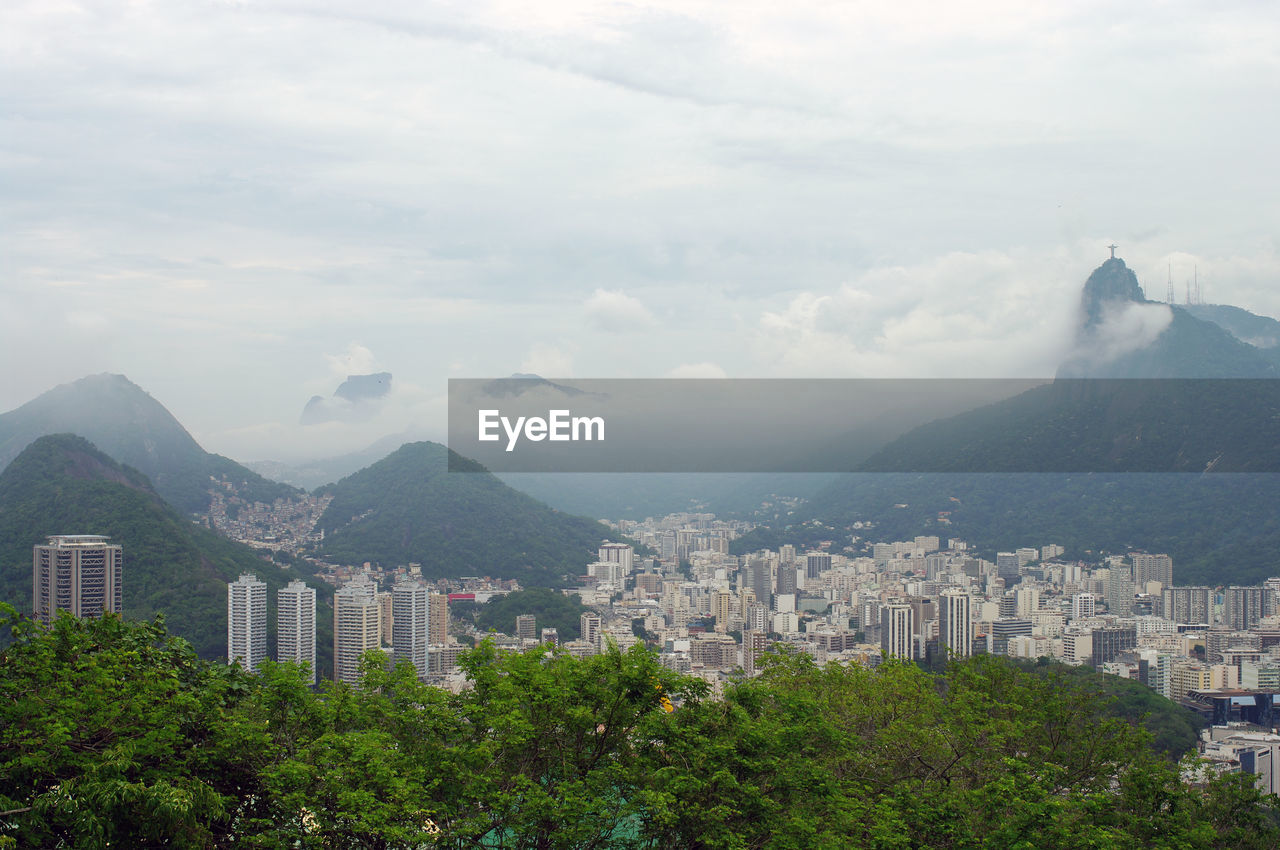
[32,493,1280,798]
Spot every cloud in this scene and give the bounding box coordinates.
[583,289,655,332]
[520,342,577,377]
[754,249,1084,378]
[667,362,728,378]
[325,343,381,378]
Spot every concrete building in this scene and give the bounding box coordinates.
[32,534,123,625]
[428,592,448,645]
[227,573,268,673]
[938,590,974,659]
[880,601,914,660]
[1162,586,1212,625]
[392,580,430,679]
[1132,553,1173,587]
[516,613,537,641]
[580,613,603,651]
[277,579,316,684]
[334,579,381,685]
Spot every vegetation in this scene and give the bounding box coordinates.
[467,587,591,640]
[314,442,610,584]
[3,606,1277,849]
[781,471,1280,585]
[0,434,327,665]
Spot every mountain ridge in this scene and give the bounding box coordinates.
[0,374,301,515]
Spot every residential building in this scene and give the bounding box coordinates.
[334,579,381,685]
[32,534,123,625]
[277,579,316,684]
[227,573,268,673]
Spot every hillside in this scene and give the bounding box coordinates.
[0,433,328,663]
[1184,303,1280,350]
[0,374,300,515]
[793,472,1280,585]
[857,378,1280,474]
[313,441,607,583]
[769,257,1280,585]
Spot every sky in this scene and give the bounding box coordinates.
[3,0,1279,463]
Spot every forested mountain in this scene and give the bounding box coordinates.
[750,259,1280,585]
[313,441,607,583]
[0,374,300,514]
[0,433,326,661]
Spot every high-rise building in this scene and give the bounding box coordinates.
[805,552,832,580]
[990,618,1033,656]
[775,563,798,597]
[278,580,317,684]
[378,591,394,645]
[580,613,602,650]
[880,601,914,660]
[428,592,448,645]
[743,630,769,677]
[227,573,268,673]
[1162,586,1211,624]
[32,534,123,626]
[1223,586,1265,631]
[598,542,634,576]
[541,627,559,647]
[996,552,1020,585]
[515,614,537,641]
[748,558,772,609]
[1131,553,1173,587]
[1105,569,1134,618]
[334,579,381,685]
[392,580,429,680]
[1071,592,1097,622]
[938,590,973,659]
[1091,624,1137,666]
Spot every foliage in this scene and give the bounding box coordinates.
[469,587,591,640]
[2,609,1278,849]
[313,442,608,584]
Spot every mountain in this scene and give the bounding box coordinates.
[313,441,609,584]
[0,434,330,665]
[0,374,301,515]
[300,371,393,424]
[1183,303,1280,351]
[856,378,1280,474]
[1059,258,1278,379]
[771,256,1280,585]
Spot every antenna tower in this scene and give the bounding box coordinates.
[1166,262,1174,303]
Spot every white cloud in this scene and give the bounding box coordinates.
[754,248,1085,378]
[520,342,576,377]
[583,289,656,332]
[667,361,728,378]
[325,343,381,378]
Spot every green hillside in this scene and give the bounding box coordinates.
[0,433,330,665]
[857,378,1280,474]
[0,374,300,514]
[313,442,607,584]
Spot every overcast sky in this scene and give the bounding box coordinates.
[3,0,1278,462]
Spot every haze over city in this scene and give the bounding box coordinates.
[4,1,1279,462]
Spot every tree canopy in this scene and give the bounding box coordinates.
[2,604,1277,849]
